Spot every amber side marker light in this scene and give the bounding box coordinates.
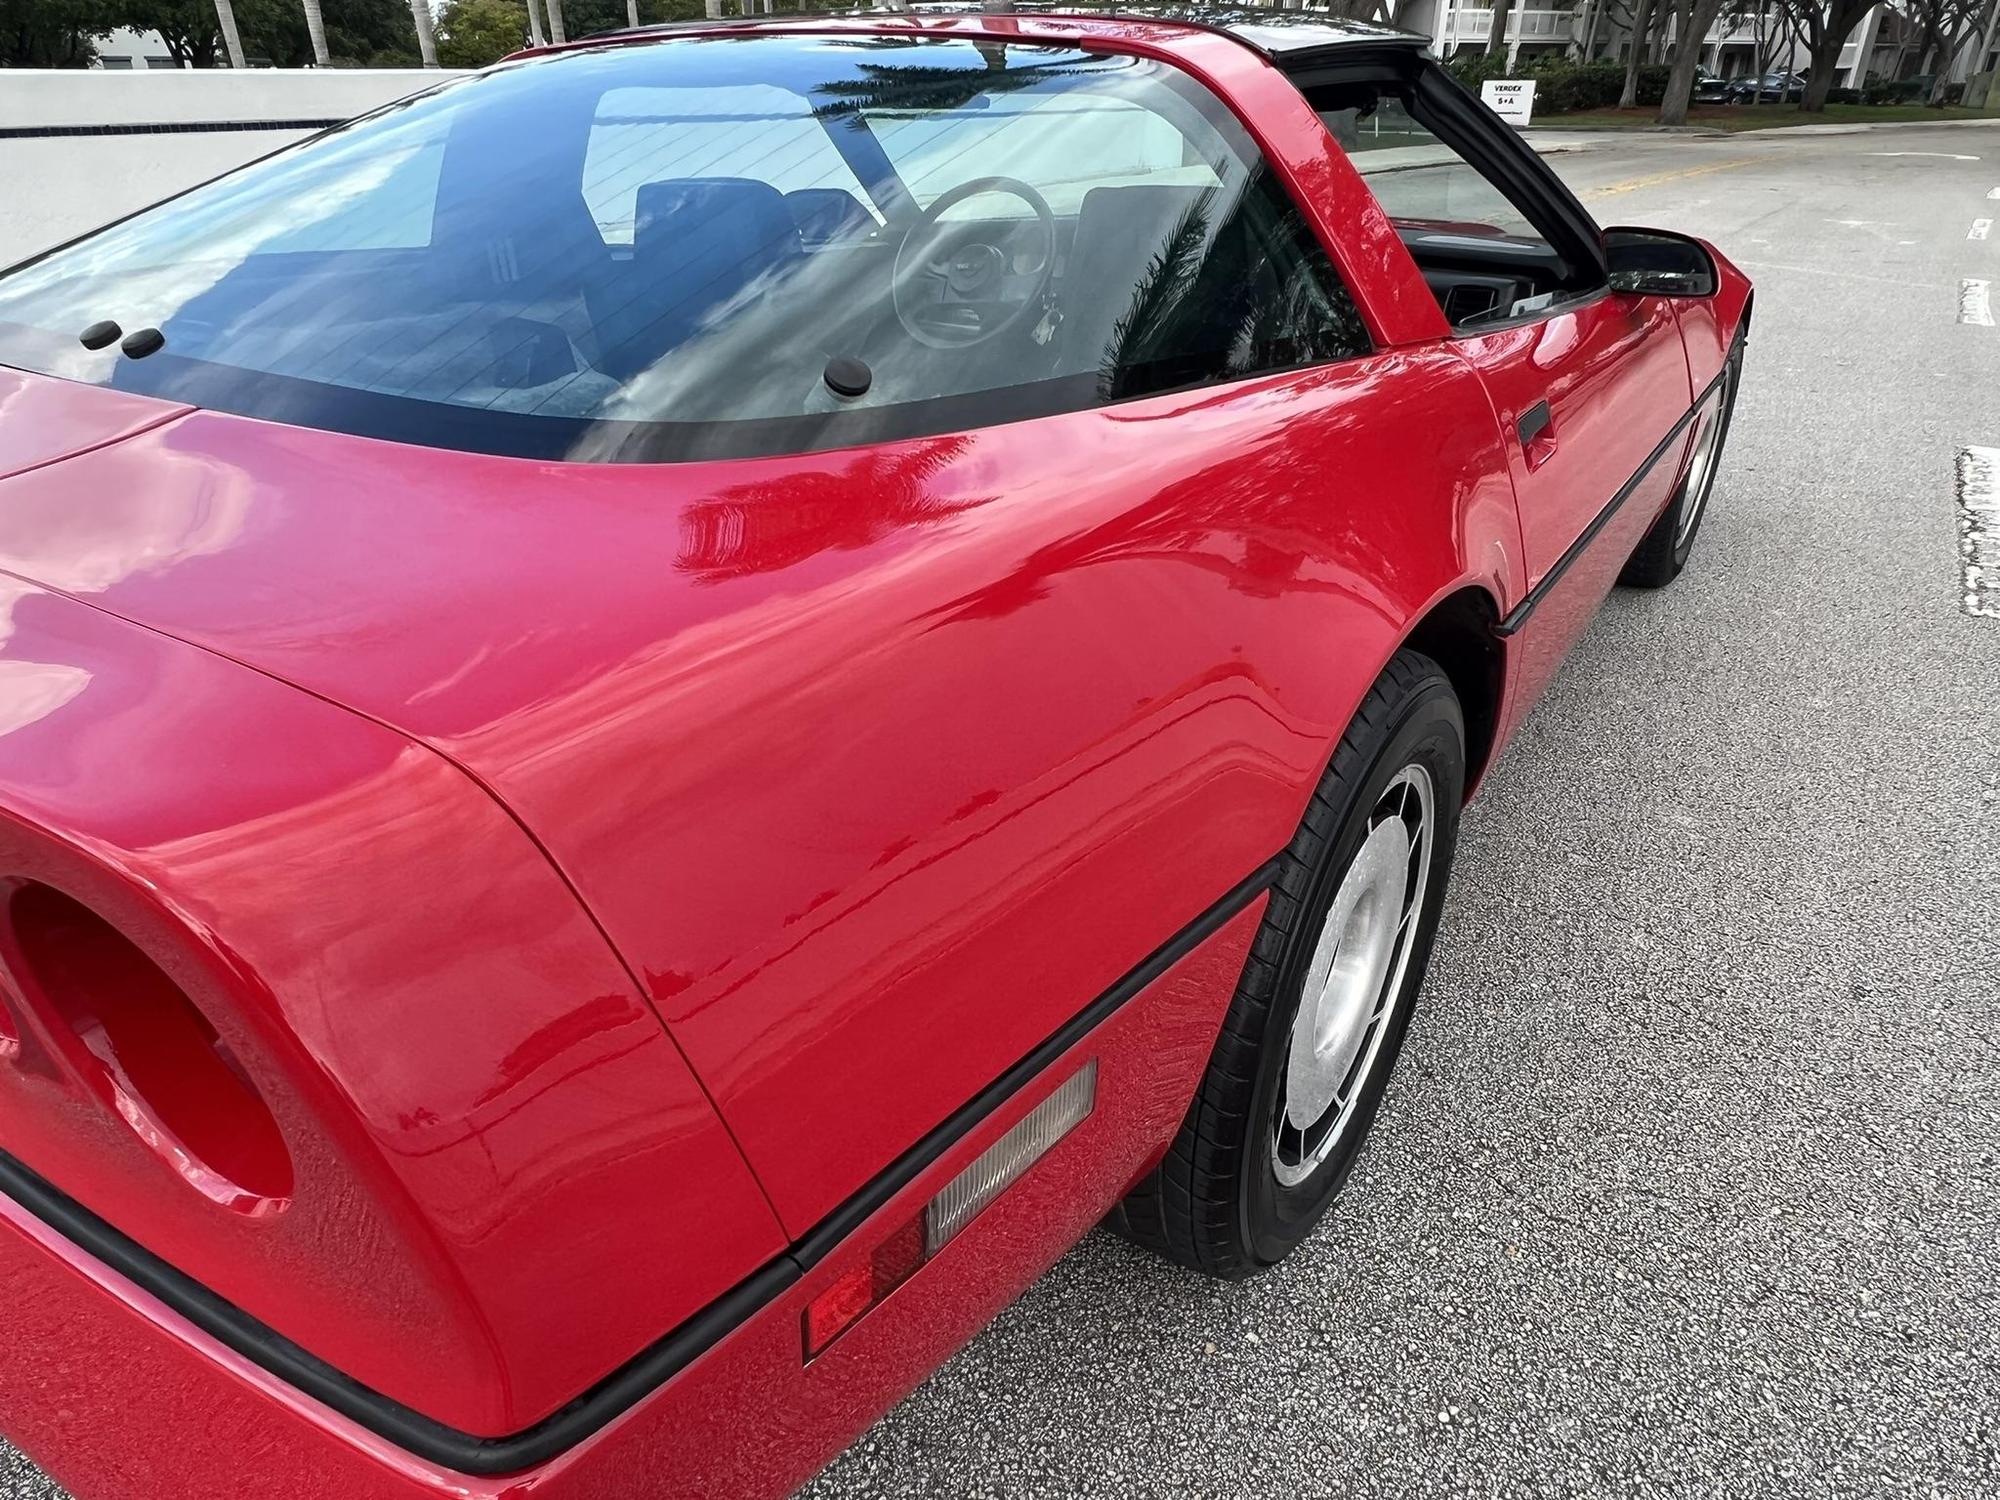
[802,1061,1096,1360]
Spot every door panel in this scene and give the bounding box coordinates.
[1453,292,1692,587]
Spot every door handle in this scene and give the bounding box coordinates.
[1517,399,1557,470]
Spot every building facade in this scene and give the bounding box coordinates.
[1392,0,1999,90]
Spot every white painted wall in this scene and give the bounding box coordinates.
[0,67,467,130]
[0,69,475,266]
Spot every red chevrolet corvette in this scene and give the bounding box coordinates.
[0,7,1747,1496]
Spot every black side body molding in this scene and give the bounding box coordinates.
[1494,357,1732,639]
[0,858,1280,1476]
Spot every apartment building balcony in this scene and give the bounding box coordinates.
[1439,6,1579,46]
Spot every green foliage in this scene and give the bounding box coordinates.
[1,0,118,65]
[1442,50,1513,90]
[324,0,422,63]
[436,0,524,65]
[104,0,224,64]
[5,0,419,68]
[1862,76,1934,104]
[540,0,711,41]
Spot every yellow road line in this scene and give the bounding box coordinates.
[1587,158,1758,197]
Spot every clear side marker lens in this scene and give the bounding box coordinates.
[799,1060,1097,1362]
[925,1061,1097,1256]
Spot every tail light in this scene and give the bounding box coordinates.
[1,881,292,1215]
[802,1060,1096,1360]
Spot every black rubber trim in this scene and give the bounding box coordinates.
[1494,358,1730,638]
[0,121,343,140]
[0,857,1279,1475]
[794,855,1281,1268]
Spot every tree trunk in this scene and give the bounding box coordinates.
[213,0,246,65]
[302,0,329,64]
[1802,0,1873,109]
[1620,0,1656,104]
[626,0,639,26]
[546,0,568,43]
[1659,0,1728,121]
[1485,0,1515,56]
[409,0,439,64]
[1803,26,1846,107]
[526,0,546,47]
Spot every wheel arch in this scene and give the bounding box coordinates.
[1397,585,1506,799]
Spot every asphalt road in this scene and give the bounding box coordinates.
[4,122,1998,1499]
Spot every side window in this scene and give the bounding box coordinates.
[1075,164,1371,401]
[1310,84,1597,329]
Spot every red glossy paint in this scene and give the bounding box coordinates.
[0,14,1753,1498]
[1,898,1265,1500]
[0,574,787,1435]
[1453,293,1692,585]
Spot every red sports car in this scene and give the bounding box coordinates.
[0,8,1747,1497]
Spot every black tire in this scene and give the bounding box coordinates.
[1108,650,1465,1279]
[1620,342,1743,589]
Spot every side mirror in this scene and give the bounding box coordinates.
[1603,227,1718,298]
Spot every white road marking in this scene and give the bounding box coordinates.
[1957,447,2000,619]
[1962,279,1996,326]
[1989,186,2000,199]
[1867,151,1981,160]
[1972,219,1994,241]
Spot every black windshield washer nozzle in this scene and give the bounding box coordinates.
[120,327,166,360]
[822,355,872,400]
[78,320,122,351]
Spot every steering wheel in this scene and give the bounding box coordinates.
[892,176,1057,351]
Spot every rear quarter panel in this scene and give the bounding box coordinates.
[0,581,785,1436]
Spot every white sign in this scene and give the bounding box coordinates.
[1480,78,1537,126]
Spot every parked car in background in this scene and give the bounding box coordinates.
[1727,70,1808,102]
[0,9,1749,1498]
[1693,66,1732,103]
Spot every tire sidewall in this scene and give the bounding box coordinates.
[1237,677,1465,1268]
[1671,344,1742,569]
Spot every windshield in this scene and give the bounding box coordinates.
[0,34,1366,463]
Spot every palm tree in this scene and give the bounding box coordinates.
[409,0,439,64]
[625,0,639,25]
[546,0,567,43]
[302,0,330,64]
[526,0,547,45]
[213,0,246,65]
